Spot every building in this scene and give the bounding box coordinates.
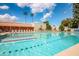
[41,23,46,31]
[0,22,34,33]
[33,22,41,31]
[33,22,46,31]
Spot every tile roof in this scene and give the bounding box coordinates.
[0,22,34,27]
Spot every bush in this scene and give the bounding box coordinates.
[43,21,52,31]
[59,25,64,31]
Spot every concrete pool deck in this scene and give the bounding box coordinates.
[55,43,79,56]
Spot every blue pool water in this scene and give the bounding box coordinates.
[0,32,79,56]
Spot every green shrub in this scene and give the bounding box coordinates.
[59,25,64,31]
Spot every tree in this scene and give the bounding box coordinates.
[59,3,79,29]
[23,12,28,23]
[68,19,78,28]
[30,13,34,22]
[73,3,79,20]
[61,18,71,27]
[59,24,64,31]
[72,3,79,28]
[43,21,52,30]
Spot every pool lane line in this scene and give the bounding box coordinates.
[2,38,37,43]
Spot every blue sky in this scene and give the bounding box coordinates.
[0,3,73,26]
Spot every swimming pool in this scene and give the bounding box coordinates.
[0,32,79,56]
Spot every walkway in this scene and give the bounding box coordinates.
[55,43,79,56]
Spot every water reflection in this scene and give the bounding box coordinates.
[58,32,71,38]
[45,32,52,39]
[39,32,52,39]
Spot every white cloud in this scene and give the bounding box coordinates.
[40,12,52,22]
[17,3,29,8]
[16,3,56,22]
[40,4,56,22]
[16,3,56,13]
[0,5,9,10]
[0,14,17,22]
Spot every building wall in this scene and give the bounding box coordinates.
[34,22,46,31]
[34,23,41,31]
[0,26,34,33]
[41,23,46,31]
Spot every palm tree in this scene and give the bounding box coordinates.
[30,13,34,23]
[23,11,28,23]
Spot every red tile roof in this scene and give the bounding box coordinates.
[0,22,34,27]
